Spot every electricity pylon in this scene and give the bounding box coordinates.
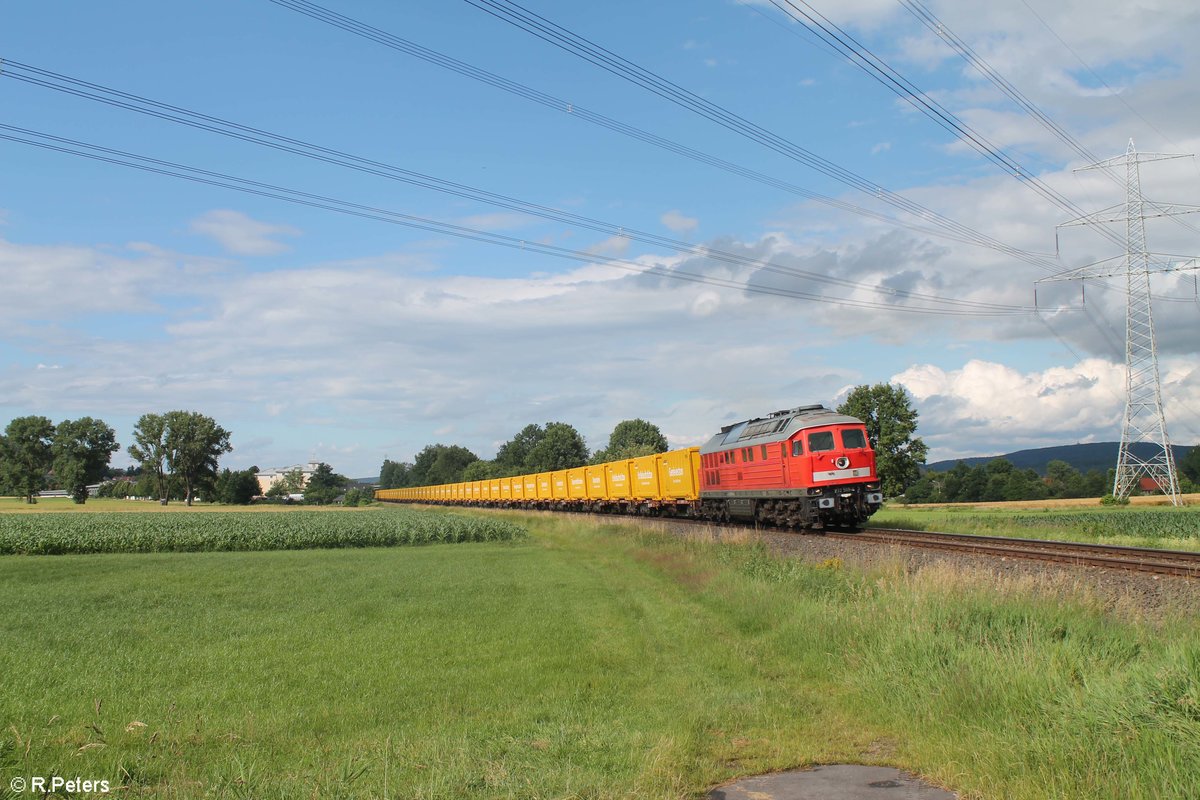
[1038,140,1199,505]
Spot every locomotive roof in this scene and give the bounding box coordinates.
[700,404,864,453]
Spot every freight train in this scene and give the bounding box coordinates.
[375,404,884,529]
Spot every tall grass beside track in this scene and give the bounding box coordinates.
[1,508,1198,798]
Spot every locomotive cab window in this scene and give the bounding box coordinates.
[791,440,803,457]
[842,429,867,449]
[807,431,835,452]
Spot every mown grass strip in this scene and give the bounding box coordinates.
[0,507,525,555]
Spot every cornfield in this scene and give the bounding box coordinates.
[0,509,526,555]
[1005,510,1200,539]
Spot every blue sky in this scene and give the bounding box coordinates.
[3,0,1199,477]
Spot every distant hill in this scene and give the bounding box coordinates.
[925,442,1197,476]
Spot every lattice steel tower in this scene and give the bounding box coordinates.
[1039,140,1199,505]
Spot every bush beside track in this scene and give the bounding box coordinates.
[0,508,526,555]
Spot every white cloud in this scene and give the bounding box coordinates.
[870,141,891,155]
[661,209,699,234]
[891,357,1200,459]
[190,210,300,255]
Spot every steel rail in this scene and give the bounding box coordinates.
[837,527,1200,578]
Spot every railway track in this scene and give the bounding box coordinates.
[832,527,1200,578]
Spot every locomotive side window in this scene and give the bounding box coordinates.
[781,443,787,459]
[842,429,867,449]
[808,431,836,452]
[792,440,803,457]
[761,445,768,459]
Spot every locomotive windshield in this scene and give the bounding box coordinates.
[807,431,835,452]
[841,429,867,449]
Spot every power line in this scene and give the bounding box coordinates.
[0,123,1031,317]
[895,0,1200,250]
[0,59,1029,314]
[265,0,1005,252]
[762,0,1118,245]
[749,0,1200,309]
[444,0,1060,270]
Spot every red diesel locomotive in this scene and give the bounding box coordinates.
[698,404,883,528]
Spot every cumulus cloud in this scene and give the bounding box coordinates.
[190,210,300,255]
[661,210,699,234]
[891,357,1200,460]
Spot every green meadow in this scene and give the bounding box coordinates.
[1,506,1198,798]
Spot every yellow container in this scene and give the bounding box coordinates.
[551,470,569,500]
[471,480,482,501]
[501,478,513,501]
[536,472,553,499]
[659,447,702,499]
[586,465,608,500]
[488,479,501,500]
[605,461,632,498]
[523,475,537,498]
[567,468,588,500]
[511,476,523,501]
[630,454,662,499]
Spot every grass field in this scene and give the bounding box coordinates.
[2,508,1199,798]
[873,501,1200,550]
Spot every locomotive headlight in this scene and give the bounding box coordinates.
[817,498,835,508]
[835,456,850,469]
[866,492,883,505]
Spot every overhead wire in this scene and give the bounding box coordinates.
[894,0,1200,287]
[0,59,1030,314]
[0,123,1032,317]
[446,0,1060,270]
[260,0,1018,253]
[761,0,1126,251]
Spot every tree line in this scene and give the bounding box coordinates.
[1,411,251,506]
[903,448,1200,504]
[379,418,669,488]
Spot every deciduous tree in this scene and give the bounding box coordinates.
[52,417,119,504]
[590,418,668,464]
[215,467,260,505]
[0,416,55,503]
[128,413,171,504]
[837,384,928,497]
[304,462,347,505]
[163,410,233,506]
[495,424,547,476]
[524,422,588,472]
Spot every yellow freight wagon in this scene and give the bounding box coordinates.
[537,472,552,500]
[523,475,538,499]
[551,470,568,500]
